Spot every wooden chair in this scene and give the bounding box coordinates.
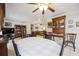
[65,33,77,51]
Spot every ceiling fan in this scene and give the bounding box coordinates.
[28,3,55,15]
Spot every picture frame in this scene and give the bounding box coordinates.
[35,27,38,29]
[68,20,73,24]
[48,22,52,28]
[5,22,12,27]
[76,21,79,27]
[68,25,73,28]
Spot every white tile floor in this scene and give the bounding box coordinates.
[7,38,79,56]
[53,37,79,56]
[7,40,16,56]
[63,46,79,56]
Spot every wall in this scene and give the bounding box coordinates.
[31,18,53,32]
[4,19,31,34]
[65,11,79,49]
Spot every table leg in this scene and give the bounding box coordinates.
[53,36,55,41]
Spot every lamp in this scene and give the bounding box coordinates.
[0,31,3,40]
[43,26,46,31]
[39,3,48,11]
[0,31,2,35]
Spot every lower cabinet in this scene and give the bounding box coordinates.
[0,40,8,56]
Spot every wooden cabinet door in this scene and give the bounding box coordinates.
[0,3,5,31]
[21,26,26,38]
[0,41,8,56]
[52,16,65,34]
[0,4,5,17]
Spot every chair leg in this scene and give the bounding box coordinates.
[73,43,75,51]
[64,41,68,47]
[53,37,55,41]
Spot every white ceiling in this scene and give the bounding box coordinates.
[5,3,79,23]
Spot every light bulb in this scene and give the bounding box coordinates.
[43,5,48,11]
[39,4,48,11]
[39,5,44,11]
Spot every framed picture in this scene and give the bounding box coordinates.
[48,22,52,28]
[68,25,73,28]
[76,21,79,27]
[68,20,73,24]
[35,27,38,29]
[5,22,12,26]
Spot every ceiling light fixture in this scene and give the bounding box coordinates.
[39,3,48,11]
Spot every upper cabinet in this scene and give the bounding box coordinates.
[0,3,5,18]
[53,16,65,29]
[0,3,5,31]
[52,16,66,34]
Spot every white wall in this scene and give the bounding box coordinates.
[65,11,79,49]
[4,19,31,34]
[31,18,52,32]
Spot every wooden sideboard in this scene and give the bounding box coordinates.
[0,39,8,56]
[0,3,5,31]
[0,3,6,56]
[31,31,46,37]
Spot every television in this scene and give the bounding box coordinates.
[2,28,14,34]
[5,22,12,27]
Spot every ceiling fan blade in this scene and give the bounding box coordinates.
[27,3,37,5]
[48,7,55,12]
[32,8,39,13]
[42,9,44,15]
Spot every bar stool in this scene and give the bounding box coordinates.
[65,33,77,51]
